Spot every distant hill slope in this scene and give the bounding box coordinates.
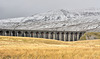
[0,8,100,31]
[80,32,100,40]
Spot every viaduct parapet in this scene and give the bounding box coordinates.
[0,29,86,41]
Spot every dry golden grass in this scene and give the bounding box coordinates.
[0,36,100,59]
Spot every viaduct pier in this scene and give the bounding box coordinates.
[0,29,86,41]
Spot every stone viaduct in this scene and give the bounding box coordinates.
[0,29,86,41]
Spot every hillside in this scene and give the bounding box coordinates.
[0,36,100,59]
[80,32,100,40]
[0,8,100,31]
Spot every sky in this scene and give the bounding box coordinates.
[0,0,99,19]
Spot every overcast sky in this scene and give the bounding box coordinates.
[0,0,99,19]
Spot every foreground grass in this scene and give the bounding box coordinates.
[0,36,100,59]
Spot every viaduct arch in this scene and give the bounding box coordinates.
[0,29,86,41]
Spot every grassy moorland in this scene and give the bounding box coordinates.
[80,32,100,40]
[0,36,100,59]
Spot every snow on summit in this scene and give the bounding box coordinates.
[0,8,100,32]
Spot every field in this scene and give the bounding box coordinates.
[0,36,100,59]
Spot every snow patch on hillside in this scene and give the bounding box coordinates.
[0,8,100,32]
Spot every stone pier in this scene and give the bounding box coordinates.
[0,29,86,41]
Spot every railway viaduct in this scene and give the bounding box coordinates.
[0,29,86,41]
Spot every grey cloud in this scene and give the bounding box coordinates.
[0,0,99,19]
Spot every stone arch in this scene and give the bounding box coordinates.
[25,31,29,37]
[51,32,53,39]
[74,32,77,41]
[6,31,10,36]
[0,31,3,35]
[30,32,33,37]
[46,32,49,39]
[56,32,59,40]
[66,32,69,41]
[61,32,64,41]
[18,31,21,36]
[12,31,16,36]
[41,32,44,38]
[79,32,82,39]
[36,32,39,38]
[71,32,73,41]
[18,31,21,34]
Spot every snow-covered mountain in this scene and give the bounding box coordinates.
[0,8,100,32]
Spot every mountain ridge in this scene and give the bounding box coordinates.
[0,8,100,32]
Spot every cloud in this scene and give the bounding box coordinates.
[0,0,99,19]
